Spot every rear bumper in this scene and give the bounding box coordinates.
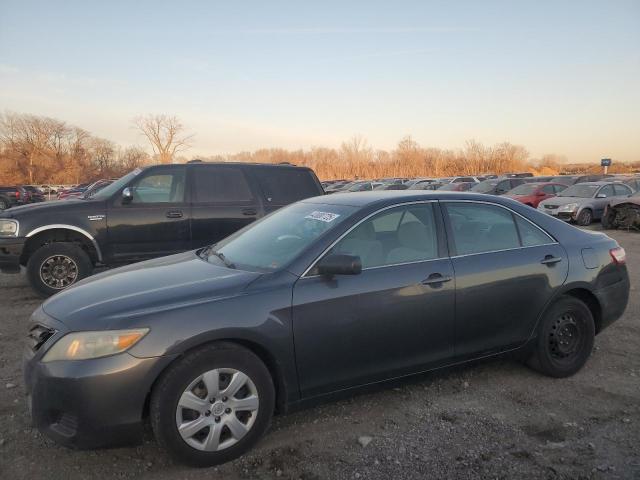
[594,273,630,332]
[23,349,176,449]
[0,237,26,273]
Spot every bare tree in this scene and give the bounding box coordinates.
[132,114,193,164]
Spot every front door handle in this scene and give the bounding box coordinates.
[541,255,562,265]
[166,210,183,219]
[421,273,453,286]
[242,208,257,216]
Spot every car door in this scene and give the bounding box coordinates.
[442,201,568,359]
[292,202,455,398]
[593,184,615,219]
[189,165,259,249]
[106,166,189,262]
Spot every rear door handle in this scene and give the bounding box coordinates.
[541,255,562,265]
[166,210,183,219]
[242,208,257,216]
[421,273,453,286]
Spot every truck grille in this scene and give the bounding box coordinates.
[27,325,56,352]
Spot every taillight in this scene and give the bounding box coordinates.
[15,189,20,199]
[610,247,626,265]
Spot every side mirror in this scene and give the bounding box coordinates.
[596,193,607,199]
[122,187,133,204]
[317,254,362,276]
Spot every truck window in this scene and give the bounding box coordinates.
[192,166,253,203]
[255,168,320,204]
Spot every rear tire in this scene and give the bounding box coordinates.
[150,342,275,467]
[527,296,595,378]
[26,242,93,297]
[576,209,592,226]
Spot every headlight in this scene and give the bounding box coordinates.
[558,203,578,212]
[0,219,18,236]
[42,328,149,362]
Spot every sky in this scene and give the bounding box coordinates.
[0,0,639,163]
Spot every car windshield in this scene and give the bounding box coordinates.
[557,184,599,198]
[205,202,357,272]
[470,180,498,193]
[89,169,142,200]
[508,184,538,195]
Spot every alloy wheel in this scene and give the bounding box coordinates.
[175,368,259,452]
[39,255,79,289]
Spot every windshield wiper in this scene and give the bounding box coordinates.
[208,248,236,269]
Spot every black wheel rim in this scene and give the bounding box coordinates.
[581,211,591,224]
[548,311,585,365]
[39,255,79,289]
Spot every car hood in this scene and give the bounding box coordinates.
[0,198,94,217]
[540,196,587,207]
[42,251,262,330]
[609,196,640,208]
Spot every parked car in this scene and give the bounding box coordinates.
[503,172,534,178]
[0,186,26,210]
[503,182,568,208]
[447,176,481,183]
[23,190,629,467]
[57,182,92,200]
[601,190,640,230]
[61,179,114,200]
[537,181,634,225]
[0,162,324,296]
[373,183,409,191]
[22,185,46,203]
[411,182,445,191]
[470,177,527,195]
[437,182,476,192]
[346,181,381,192]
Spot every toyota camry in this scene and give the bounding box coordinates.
[23,191,630,467]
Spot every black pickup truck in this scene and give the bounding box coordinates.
[0,161,324,296]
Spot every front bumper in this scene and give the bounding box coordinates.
[0,236,26,273]
[23,321,176,448]
[538,207,577,222]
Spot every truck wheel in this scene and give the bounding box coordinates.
[527,296,595,378]
[150,342,275,467]
[26,242,93,297]
[576,209,592,226]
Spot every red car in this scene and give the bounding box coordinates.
[504,182,568,208]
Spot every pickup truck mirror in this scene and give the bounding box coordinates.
[122,187,133,204]
[317,254,362,276]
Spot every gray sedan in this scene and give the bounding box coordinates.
[538,181,633,225]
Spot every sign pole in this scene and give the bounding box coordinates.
[601,158,611,175]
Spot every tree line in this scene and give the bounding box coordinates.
[1,111,637,185]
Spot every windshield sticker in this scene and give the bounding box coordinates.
[305,211,341,223]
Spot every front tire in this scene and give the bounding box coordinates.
[527,296,595,378]
[26,242,93,297]
[576,208,593,226]
[150,342,275,467]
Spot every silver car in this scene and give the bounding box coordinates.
[538,181,633,225]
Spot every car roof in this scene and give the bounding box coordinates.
[301,190,520,208]
[575,181,618,186]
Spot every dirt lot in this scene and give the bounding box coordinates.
[1,227,639,480]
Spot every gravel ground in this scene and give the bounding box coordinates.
[0,227,638,480]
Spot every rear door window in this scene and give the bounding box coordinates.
[254,168,321,205]
[613,184,632,196]
[598,185,615,198]
[445,203,520,255]
[192,166,254,203]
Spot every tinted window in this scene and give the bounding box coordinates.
[598,185,615,198]
[255,168,320,204]
[193,167,253,203]
[558,184,599,198]
[515,216,553,247]
[130,170,185,203]
[541,185,556,194]
[329,204,438,268]
[613,184,632,196]
[446,203,519,255]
